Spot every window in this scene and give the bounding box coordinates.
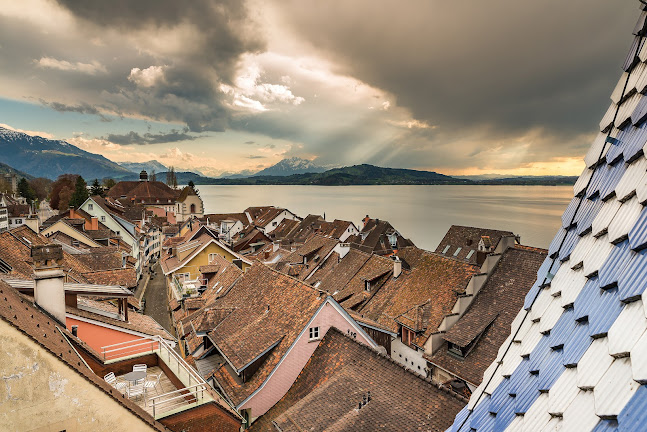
[442,245,450,254]
[100,216,106,222]
[88,204,93,210]
[208,253,218,262]
[15,219,22,224]
[309,326,320,340]
[365,280,371,292]
[401,326,415,347]
[453,247,462,257]
[272,221,277,227]
[466,249,475,260]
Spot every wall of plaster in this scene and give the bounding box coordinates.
[0,319,156,431]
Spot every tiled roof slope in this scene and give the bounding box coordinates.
[352,218,415,255]
[210,263,325,405]
[429,247,547,386]
[448,8,647,431]
[435,225,514,264]
[0,226,92,283]
[310,249,371,293]
[106,180,177,202]
[332,254,394,310]
[273,235,338,280]
[82,268,137,289]
[250,328,466,432]
[0,280,169,431]
[357,251,479,345]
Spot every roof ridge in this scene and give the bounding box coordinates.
[327,327,469,404]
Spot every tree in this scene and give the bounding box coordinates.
[90,179,103,197]
[18,177,37,205]
[0,178,12,195]
[167,166,177,189]
[102,178,116,190]
[150,169,157,182]
[69,176,89,209]
[49,174,77,210]
[29,178,52,202]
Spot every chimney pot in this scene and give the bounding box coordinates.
[71,325,78,337]
[393,256,402,278]
[31,244,67,324]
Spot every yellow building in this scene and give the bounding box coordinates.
[161,226,251,299]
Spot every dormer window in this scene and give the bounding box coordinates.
[448,342,468,358]
[401,326,415,347]
[365,280,371,292]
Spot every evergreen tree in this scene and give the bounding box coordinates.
[102,178,116,190]
[90,179,103,197]
[70,176,89,208]
[150,169,157,182]
[17,177,36,205]
[167,166,178,189]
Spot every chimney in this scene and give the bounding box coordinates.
[393,256,402,278]
[69,206,76,219]
[71,325,78,337]
[90,216,99,231]
[31,244,67,324]
[24,215,40,233]
[363,215,370,228]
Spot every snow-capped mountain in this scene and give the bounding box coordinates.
[253,157,327,177]
[119,160,168,175]
[0,127,133,180]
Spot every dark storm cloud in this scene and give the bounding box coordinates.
[47,0,265,132]
[39,99,113,122]
[278,0,638,135]
[104,129,198,145]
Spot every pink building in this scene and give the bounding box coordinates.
[179,263,378,424]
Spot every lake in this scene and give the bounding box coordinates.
[196,185,574,250]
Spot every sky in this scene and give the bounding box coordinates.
[0,1,640,177]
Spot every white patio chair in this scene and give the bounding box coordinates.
[133,364,147,373]
[144,373,163,395]
[104,372,128,392]
[126,380,146,402]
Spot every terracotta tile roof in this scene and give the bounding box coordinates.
[395,246,427,269]
[0,280,169,431]
[333,254,394,310]
[269,218,300,241]
[314,249,371,294]
[358,251,480,342]
[434,225,515,264]
[253,207,286,228]
[250,328,466,432]
[184,297,206,311]
[210,264,325,405]
[73,248,125,271]
[273,235,339,281]
[0,226,93,283]
[428,246,547,385]
[106,180,178,203]
[176,185,198,202]
[202,255,243,302]
[82,268,137,289]
[232,228,271,253]
[169,297,181,312]
[71,298,173,340]
[352,218,415,255]
[199,264,220,274]
[202,213,249,226]
[162,225,179,235]
[7,203,30,218]
[316,219,355,239]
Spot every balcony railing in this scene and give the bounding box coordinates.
[100,336,219,419]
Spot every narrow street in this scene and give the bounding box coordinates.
[142,262,174,337]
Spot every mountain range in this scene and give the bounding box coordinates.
[118,160,168,175]
[0,127,578,186]
[0,127,133,180]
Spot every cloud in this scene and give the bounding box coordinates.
[246,155,266,159]
[103,129,198,145]
[244,140,256,144]
[128,65,165,87]
[161,146,195,162]
[35,56,107,74]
